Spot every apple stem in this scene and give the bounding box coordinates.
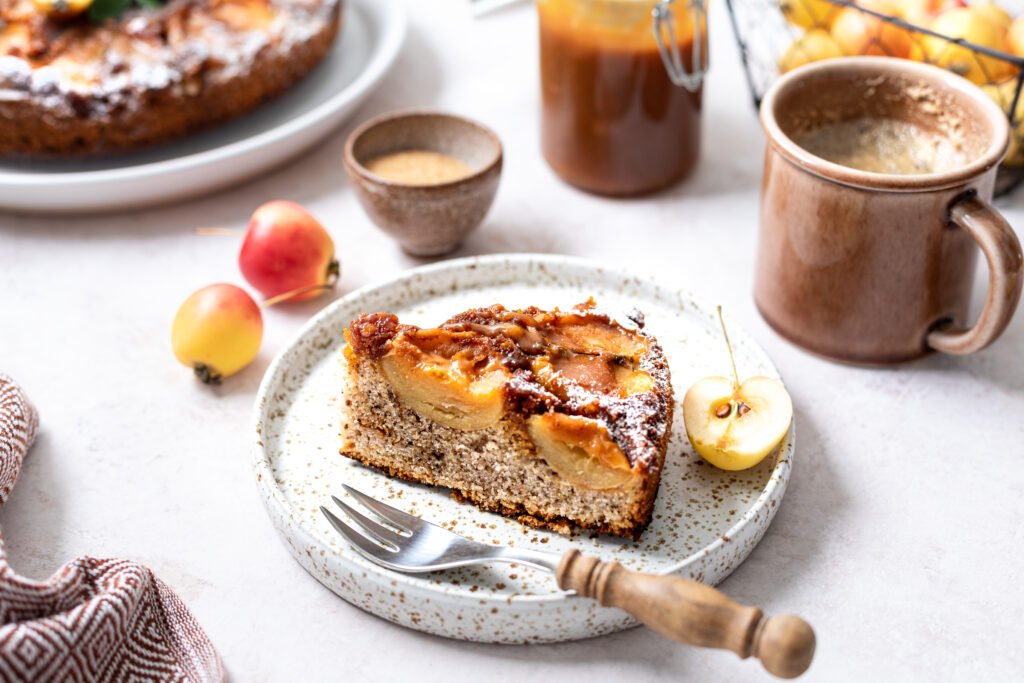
[716,306,741,393]
[260,267,340,308]
[194,227,245,236]
[261,283,332,308]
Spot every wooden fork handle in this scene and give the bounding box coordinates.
[557,549,815,679]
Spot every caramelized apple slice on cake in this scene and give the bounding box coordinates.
[378,343,506,431]
[526,413,637,491]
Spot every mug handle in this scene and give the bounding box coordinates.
[926,194,1024,355]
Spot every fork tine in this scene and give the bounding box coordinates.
[330,495,407,547]
[320,506,397,558]
[342,484,420,533]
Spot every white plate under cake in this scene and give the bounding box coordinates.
[0,0,341,156]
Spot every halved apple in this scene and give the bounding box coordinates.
[379,347,505,431]
[527,413,637,490]
[683,376,793,471]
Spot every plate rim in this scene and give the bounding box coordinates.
[0,0,406,188]
[252,253,795,605]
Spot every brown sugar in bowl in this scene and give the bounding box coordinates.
[344,111,503,256]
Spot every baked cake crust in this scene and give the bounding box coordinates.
[0,0,341,157]
[341,302,674,540]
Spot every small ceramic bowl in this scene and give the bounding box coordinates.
[344,111,503,256]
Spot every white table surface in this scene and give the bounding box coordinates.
[2,1,1023,681]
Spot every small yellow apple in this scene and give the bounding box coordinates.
[972,1,1012,31]
[779,29,845,73]
[780,0,841,29]
[981,79,1024,166]
[922,7,1014,84]
[831,0,915,59]
[896,0,965,28]
[171,284,264,384]
[1006,15,1024,56]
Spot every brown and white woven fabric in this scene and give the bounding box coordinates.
[0,374,225,682]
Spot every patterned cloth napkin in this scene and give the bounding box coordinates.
[0,374,225,682]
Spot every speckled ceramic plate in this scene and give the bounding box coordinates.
[252,254,794,643]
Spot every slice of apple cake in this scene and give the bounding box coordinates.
[340,301,673,540]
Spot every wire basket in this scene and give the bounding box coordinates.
[724,0,1024,194]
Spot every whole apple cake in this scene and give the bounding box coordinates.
[0,0,341,157]
[341,301,674,540]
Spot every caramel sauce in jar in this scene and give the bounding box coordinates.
[538,0,705,196]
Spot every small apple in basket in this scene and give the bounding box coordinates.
[780,0,841,30]
[895,0,966,28]
[921,6,1015,84]
[239,200,340,305]
[831,0,915,59]
[973,1,1012,31]
[779,29,843,73]
[981,78,1024,166]
[1006,15,1024,56]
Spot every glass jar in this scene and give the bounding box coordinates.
[538,0,708,196]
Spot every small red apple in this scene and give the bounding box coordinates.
[897,0,967,28]
[239,200,339,303]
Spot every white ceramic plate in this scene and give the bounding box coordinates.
[252,254,794,643]
[0,0,405,214]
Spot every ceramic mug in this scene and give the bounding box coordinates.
[756,57,1024,365]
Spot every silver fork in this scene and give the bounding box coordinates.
[322,485,815,679]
